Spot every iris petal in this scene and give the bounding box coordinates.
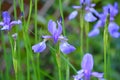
[2,11,11,24]
[60,41,76,54]
[48,20,57,35]
[88,28,100,37]
[68,11,78,20]
[1,25,10,30]
[84,12,97,22]
[10,20,22,26]
[92,72,104,78]
[32,41,46,53]
[81,53,94,71]
[108,22,120,38]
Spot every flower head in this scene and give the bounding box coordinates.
[88,2,120,38]
[73,53,104,80]
[0,11,22,31]
[32,20,76,54]
[68,0,97,22]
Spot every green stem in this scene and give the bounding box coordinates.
[8,32,18,80]
[80,10,84,58]
[1,32,9,80]
[66,57,70,80]
[59,0,65,35]
[56,49,62,80]
[103,19,108,79]
[85,22,89,52]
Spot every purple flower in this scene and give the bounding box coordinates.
[68,0,97,22]
[88,2,120,38]
[32,40,46,53]
[32,20,76,54]
[0,11,22,31]
[73,53,104,80]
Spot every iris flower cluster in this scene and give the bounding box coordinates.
[88,2,120,38]
[0,11,22,31]
[68,0,97,22]
[73,53,104,80]
[32,20,76,54]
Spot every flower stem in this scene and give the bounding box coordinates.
[56,48,62,80]
[85,22,89,52]
[59,0,65,35]
[103,19,109,79]
[80,10,84,58]
[8,32,18,80]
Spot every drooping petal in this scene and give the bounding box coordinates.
[81,53,94,71]
[48,20,57,35]
[88,28,100,37]
[73,69,84,80]
[2,11,11,24]
[91,3,96,7]
[94,20,104,29]
[92,72,104,78]
[10,20,22,26]
[84,12,97,22]
[72,5,82,9]
[0,22,4,26]
[1,25,10,30]
[108,22,120,38]
[73,73,84,80]
[32,41,46,53]
[42,35,52,39]
[60,41,76,54]
[68,11,78,20]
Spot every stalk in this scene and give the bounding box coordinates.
[80,10,84,58]
[103,18,109,79]
[85,22,89,52]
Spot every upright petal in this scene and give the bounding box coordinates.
[32,41,46,53]
[2,11,11,24]
[60,41,76,54]
[81,53,94,71]
[48,20,57,35]
[53,21,62,43]
[108,22,120,38]
[68,11,78,20]
[88,28,100,37]
[92,72,104,78]
[84,12,97,22]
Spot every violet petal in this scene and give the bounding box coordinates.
[92,72,104,78]
[2,11,11,24]
[32,41,46,53]
[88,28,100,37]
[60,41,76,54]
[81,53,94,71]
[68,11,78,20]
[84,12,97,22]
[48,20,57,35]
[108,22,120,38]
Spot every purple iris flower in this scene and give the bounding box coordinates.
[0,11,22,31]
[68,0,97,22]
[32,20,76,54]
[73,53,104,80]
[88,2,120,38]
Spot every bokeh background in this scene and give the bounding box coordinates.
[0,0,120,80]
